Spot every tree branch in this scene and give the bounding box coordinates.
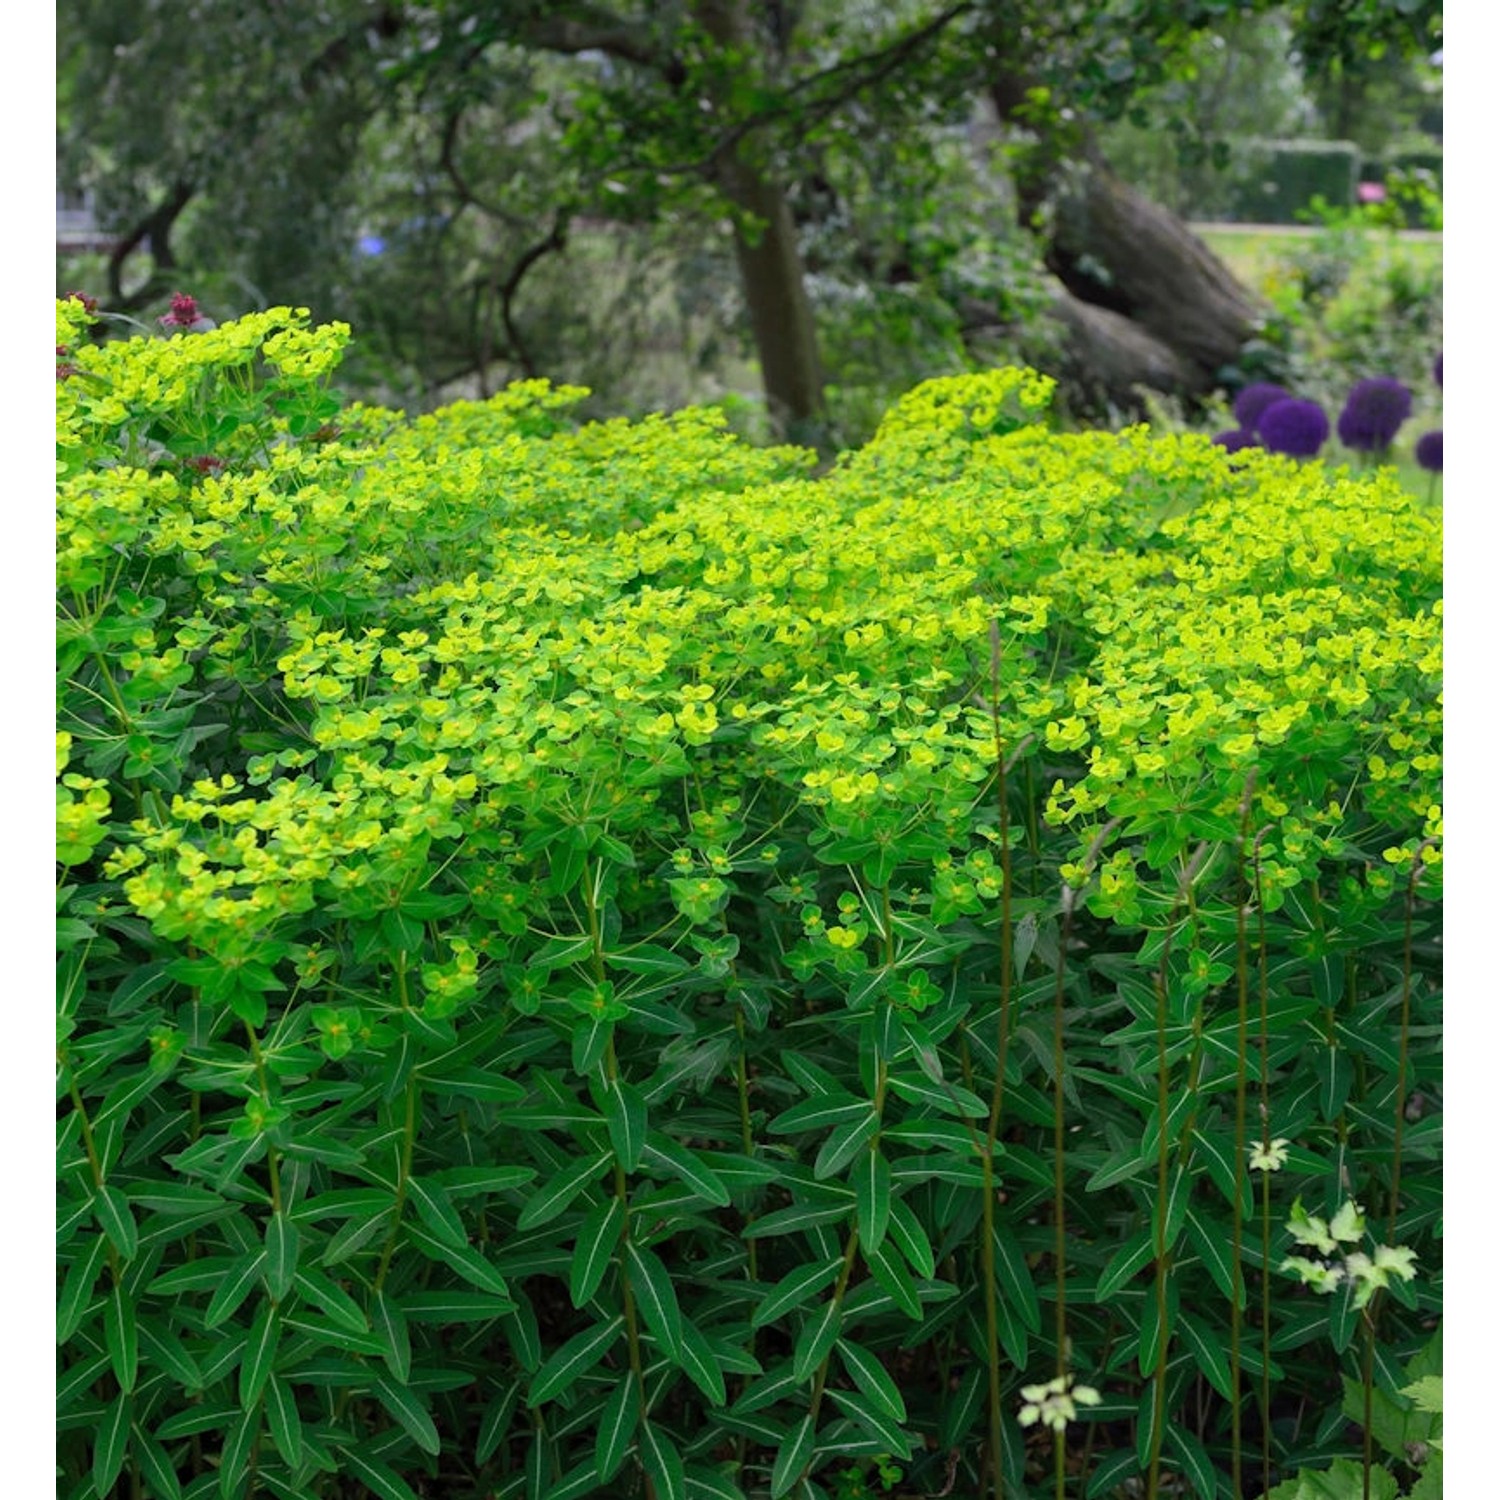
[106,179,196,311]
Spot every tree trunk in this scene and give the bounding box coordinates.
[695,0,827,446]
[989,80,1266,401]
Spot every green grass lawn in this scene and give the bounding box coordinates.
[1194,222,1442,293]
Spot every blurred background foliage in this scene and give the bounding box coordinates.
[57,0,1441,446]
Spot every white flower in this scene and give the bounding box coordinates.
[1248,1138,1291,1172]
[1017,1375,1101,1432]
[1280,1254,1345,1294]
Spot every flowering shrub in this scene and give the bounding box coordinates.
[57,308,1441,1500]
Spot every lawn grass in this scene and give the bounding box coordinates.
[1194,222,1442,294]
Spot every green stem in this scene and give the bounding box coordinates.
[1230,789,1257,1500]
[1389,848,1432,1239]
[1253,834,1273,1496]
[373,954,417,1293]
[982,621,1014,1500]
[243,1022,283,1216]
[1051,887,1079,1500]
[1146,845,1209,1500]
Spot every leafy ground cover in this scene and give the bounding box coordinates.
[57,302,1441,1500]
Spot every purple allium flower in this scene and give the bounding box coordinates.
[1433,352,1442,389]
[1414,430,1442,474]
[1336,377,1413,452]
[1259,398,1329,458]
[160,292,216,332]
[1233,383,1290,435]
[1213,428,1259,453]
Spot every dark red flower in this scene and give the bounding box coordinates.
[185,455,227,475]
[57,362,79,382]
[160,292,215,331]
[65,290,99,314]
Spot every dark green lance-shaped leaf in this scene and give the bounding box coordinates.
[880,1119,976,1153]
[1178,1314,1233,1400]
[939,1363,986,1449]
[885,1073,988,1117]
[321,1206,392,1267]
[439,1165,537,1197]
[405,1224,513,1300]
[742,1198,853,1239]
[641,1134,731,1206]
[371,1291,411,1383]
[548,1460,606,1500]
[407,1178,467,1250]
[989,1218,1041,1333]
[220,1403,260,1500]
[827,1386,914,1459]
[570,1197,624,1308]
[263,1373,303,1466]
[626,1241,684,1358]
[1087,1448,1142,1499]
[58,1233,110,1344]
[1135,1380,1159,1473]
[595,1374,640,1483]
[401,1290,513,1322]
[476,1379,521,1466]
[529,1316,624,1405]
[770,1414,816,1500]
[292,1268,369,1334]
[153,1404,239,1441]
[885,1197,935,1279]
[1191,1128,1247,1214]
[1096,1229,1156,1302]
[263,1212,299,1301]
[239,1300,281,1409]
[678,1316,728,1407]
[863,1239,922,1321]
[814,1108,881,1180]
[1164,1423,1218,1500]
[685,1468,750,1500]
[768,1096,869,1135]
[502,1293,542,1373]
[138,1323,204,1392]
[518,1149,613,1231]
[1153,1164,1192,1254]
[1183,1206,1244,1309]
[640,1421,687,1500]
[572,1013,613,1077]
[1320,1044,1354,1123]
[731,1362,803,1416]
[604,1077,648,1171]
[837,1339,907,1422]
[94,1184,138,1262]
[792,1296,843,1383]
[752,1258,844,1330]
[92,1391,131,1499]
[336,1445,423,1500]
[131,1426,183,1500]
[1136,1281,1177,1378]
[374,1377,442,1455]
[1328,1277,1360,1354]
[853,1146,892,1253]
[205,1250,266,1330]
[103,1280,138,1394]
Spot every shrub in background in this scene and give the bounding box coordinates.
[57,303,1441,1500]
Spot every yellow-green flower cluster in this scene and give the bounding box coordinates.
[58,310,1440,959]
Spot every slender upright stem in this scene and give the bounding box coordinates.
[1230,784,1256,1499]
[1253,835,1273,1496]
[1389,847,1433,1239]
[1051,890,1076,1500]
[981,620,1014,1500]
